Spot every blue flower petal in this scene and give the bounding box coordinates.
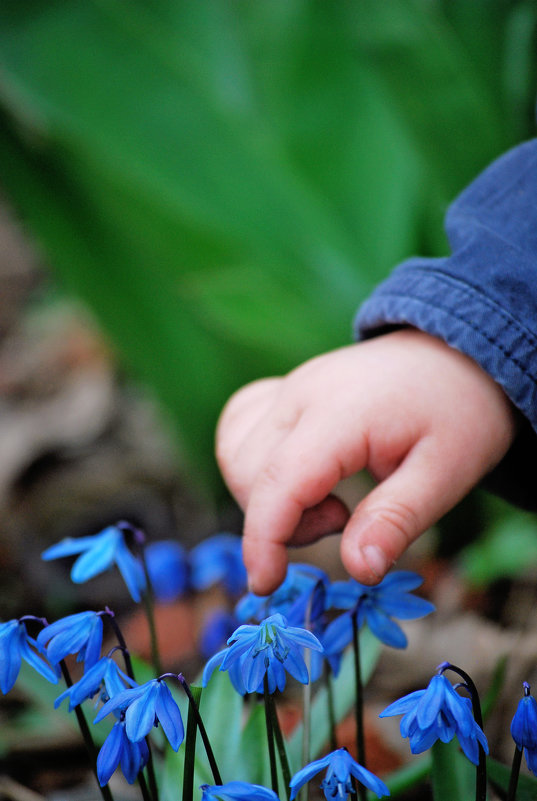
[71,530,119,582]
[154,681,184,751]
[145,540,189,602]
[115,538,146,603]
[201,781,279,801]
[363,604,407,649]
[0,621,23,694]
[97,721,125,786]
[42,536,100,560]
[125,682,159,742]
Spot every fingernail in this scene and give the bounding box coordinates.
[360,544,388,579]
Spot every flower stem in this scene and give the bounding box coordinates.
[182,684,202,801]
[266,690,291,801]
[351,612,367,801]
[324,662,338,752]
[264,676,279,797]
[439,662,487,801]
[59,662,115,801]
[178,675,222,785]
[507,746,523,801]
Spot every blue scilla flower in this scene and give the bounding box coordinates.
[97,719,149,786]
[290,748,390,800]
[55,655,137,711]
[200,781,280,801]
[0,619,59,693]
[324,571,435,651]
[380,673,488,765]
[236,563,330,627]
[200,609,240,660]
[145,540,189,603]
[190,533,247,597]
[94,677,184,750]
[37,611,104,671]
[202,613,323,695]
[42,525,146,602]
[511,682,537,774]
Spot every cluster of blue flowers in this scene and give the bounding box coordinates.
[42,524,247,603]
[5,520,532,801]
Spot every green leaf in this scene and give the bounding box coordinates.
[459,512,537,587]
[287,628,381,767]
[0,0,534,491]
[488,756,537,801]
[431,739,475,801]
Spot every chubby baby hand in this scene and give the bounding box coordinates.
[216,329,517,595]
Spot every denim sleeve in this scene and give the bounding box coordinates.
[354,137,537,508]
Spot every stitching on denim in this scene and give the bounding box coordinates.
[407,268,537,348]
[372,290,537,390]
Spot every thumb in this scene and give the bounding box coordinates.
[339,437,485,584]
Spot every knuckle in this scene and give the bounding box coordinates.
[372,500,420,547]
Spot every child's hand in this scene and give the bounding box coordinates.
[216,329,517,595]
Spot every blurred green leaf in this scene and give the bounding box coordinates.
[431,739,475,801]
[488,756,537,801]
[0,0,534,491]
[459,512,537,587]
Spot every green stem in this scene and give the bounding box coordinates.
[352,612,367,801]
[141,568,162,677]
[266,690,291,801]
[264,676,279,797]
[60,662,115,801]
[324,661,338,752]
[507,746,523,801]
[178,676,222,785]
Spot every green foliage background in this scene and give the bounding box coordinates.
[0,0,535,493]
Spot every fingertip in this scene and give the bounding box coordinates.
[243,538,289,597]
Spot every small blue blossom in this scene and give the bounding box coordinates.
[200,610,240,659]
[42,525,146,602]
[97,719,149,786]
[511,682,537,775]
[236,563,330,627]
[324,571,435,654]
[200,782,279,801]
[190,533,247,596]
[94,677,184,750]
[380,673,488,765]
[202,613,323,695]
[289,748,390,800]
[54,656,137,711]
[145,540,189,603]
[37,611,104,671]
[0,619,59,693]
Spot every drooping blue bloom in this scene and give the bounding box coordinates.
[190,533,247,597]
[200,781,280,801]
[37,611,104,671]
[97,719,149,786]
[0,619,59,693]
[42,525,146,602]
[202,613,323,695]
[236,563,330,627]
[54,656,137,711]
[289,748,390,800]
[145,540,189,602]
[380,673,488,765]
[200,609,240,659]
[511,682,537,774]
[94,677,184,750]
[324,571,435,654]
